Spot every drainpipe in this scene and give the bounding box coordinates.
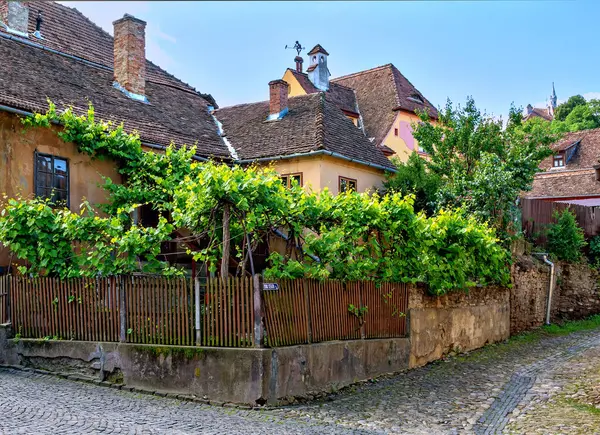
[534,252,555,325]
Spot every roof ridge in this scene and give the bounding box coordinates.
[388,65,402,107]
[331,63,393,82]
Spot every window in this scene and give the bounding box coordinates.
[394,128,399,136]
[35,152,69,206]
[339,176,357,193]
[553,154,564,168]
[280,172,302,188]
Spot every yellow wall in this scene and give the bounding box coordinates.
[380,110,426,162]
[282,70,306,98]
[259,154,386,195]
[0,111,122,266]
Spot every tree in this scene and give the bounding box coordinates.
[554,94,587,121]
[411,97,556,240]
[383,152,441,216]
[546,209,586,262]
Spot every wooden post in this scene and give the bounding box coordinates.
[253,274,263,347]
[194,277,201,346]
[303,279,312,344]
[119,276,126,343]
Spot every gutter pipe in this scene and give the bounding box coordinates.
[534,252,555,325]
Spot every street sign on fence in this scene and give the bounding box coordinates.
[263,283,279,291]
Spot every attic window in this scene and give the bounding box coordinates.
[553,154,564,168]
[407,94,424,104]
[394,128,399,136]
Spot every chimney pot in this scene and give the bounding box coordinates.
[1,1,30,36]
[294,56,303,73]
[268,80,289,119]
[113,14,147,97]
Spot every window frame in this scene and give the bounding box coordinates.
[553,154,565,168]
[34,151,70,207]
[338,176,357,193]
[280,172,303,188]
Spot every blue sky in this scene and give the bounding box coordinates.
[62,1,598,119]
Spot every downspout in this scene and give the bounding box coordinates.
[534,252,555,325]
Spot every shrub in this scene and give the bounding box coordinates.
[546,209,586,262]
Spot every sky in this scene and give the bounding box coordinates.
[60,1,599,120]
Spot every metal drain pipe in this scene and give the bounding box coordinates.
[534,253,555,325]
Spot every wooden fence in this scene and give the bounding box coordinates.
[0,276,8,324]
[262,279,408,347]
[4,275,408,348]
[522,198,600,243]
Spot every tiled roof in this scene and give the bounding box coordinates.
[307,44,329,56]
[331,64,438,147]
[539,128,600,171]
[0,1,228,158]
[285,69,358,115]
[213,92,395,170]
[524,107,553,122]
[526,169,600,199]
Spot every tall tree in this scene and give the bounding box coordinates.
[554,94,587,121]
[407,97,556,239]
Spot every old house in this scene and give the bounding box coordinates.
[214,80,396,194]
[525,128,600,205]
[282,46,438,162]
[0,1,230,267]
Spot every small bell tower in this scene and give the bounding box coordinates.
[306,44,330,91]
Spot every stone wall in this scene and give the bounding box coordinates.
[0,325,410,405]
[408,285,510,368]
[556,262,600,320]
[509,256,600,332]
[510,256,551,334]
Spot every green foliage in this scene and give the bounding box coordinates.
[589,236,600,266]
[264,193,510,294]
[383,153,441,216]
[554,94,587,121]
[411,97,556,240]
[0,197,178,278]
[6,101,511,295]
[546,209,586,262]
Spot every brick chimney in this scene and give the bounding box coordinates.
[1,1,30,36]
[268,80,289,120]
[113,14,146,97]
[294,56,303,73]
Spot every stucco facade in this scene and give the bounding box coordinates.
[263,155,386,195]
[0,111,122,266]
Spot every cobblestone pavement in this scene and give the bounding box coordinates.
[2,327,600,434]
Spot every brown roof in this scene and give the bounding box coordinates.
[213,92,395,170]
[307,44,329,56]
[539,128,600,171]
[285,69,358,115]
[524,107,553,122]
[526,169,600,199]
[331,64,438,147]
[0,1,228,158]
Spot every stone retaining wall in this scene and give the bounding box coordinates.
[408,285,510,368]
[509,256,600,333]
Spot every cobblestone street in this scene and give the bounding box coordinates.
[2,326,600,434]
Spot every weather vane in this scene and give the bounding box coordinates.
[285,41,305,56]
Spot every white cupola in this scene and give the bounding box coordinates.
[306,44,330,91]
